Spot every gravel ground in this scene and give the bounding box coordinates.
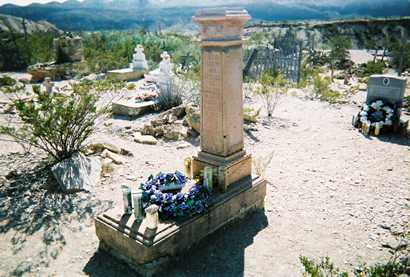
[0,91,409,277]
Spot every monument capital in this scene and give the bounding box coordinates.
[193,9,251,46]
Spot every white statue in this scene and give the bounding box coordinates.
[130,44,148,72]
[159,51,172,76]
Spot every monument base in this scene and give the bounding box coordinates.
[107,68,146,81]
[189,151,252,192]
[95,176,266,277]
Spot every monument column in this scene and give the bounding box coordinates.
[191,10,252,191]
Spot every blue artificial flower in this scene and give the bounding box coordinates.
[150,194,158,202]
[154,190,163,202]
[175,192,184,203]
[148,186,157,195]
[163,193,173,204]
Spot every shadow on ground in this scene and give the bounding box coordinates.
[0,155,112,276]
[361,133,410,146]
[83,209,268,277]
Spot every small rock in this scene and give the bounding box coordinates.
[87,142,121,154]
[134,132,158,145]
[101,150,125,165]
[176,142,191,149]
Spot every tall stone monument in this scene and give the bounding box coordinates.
[190,9,252,191]
[94,10,266,276]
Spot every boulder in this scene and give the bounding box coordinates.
[51,152,101,192]
[134,132,158,145]
[185,105,200,133]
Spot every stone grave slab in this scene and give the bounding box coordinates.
[95,176,266,276]
[107,68,146,82]
[112,99,156,117]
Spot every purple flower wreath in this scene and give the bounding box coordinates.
[140,171,211,221]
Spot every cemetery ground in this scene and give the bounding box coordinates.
[0,79,408,276]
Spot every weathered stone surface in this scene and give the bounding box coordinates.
[134,132,158,145]
[193,10,249,157]
[176,142,191,149]
[27,62,67,82]
[185,105,200,133]
[95,176,266,276]
[51,152,101,192]
[163,124,188,141]
[101,150,125,165]
[107,68,145,82]
[367,75,407,107]
[112,99,156,117]
[87,142,121,154]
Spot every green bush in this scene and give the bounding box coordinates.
[256,69,288,117]
[0,83,108,163]
[358,61,386,77]
[0,76,17,87]
[300,254,409,277]
[313,74,342,104]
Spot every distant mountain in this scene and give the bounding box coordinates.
[0,0,409,31]
[0,13,61,34]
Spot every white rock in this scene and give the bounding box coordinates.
[51,152,101,192]
[101,149,125,165]
[134,132,158,145]
[176,142,191,149]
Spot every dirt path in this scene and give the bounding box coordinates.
[0,95,408,276]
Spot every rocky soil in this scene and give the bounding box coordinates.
[0,85,409,276]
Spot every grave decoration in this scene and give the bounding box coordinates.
[95,10,267,276]
[352,74,408,136]
[354,100,396,135]
[140,171,210,221]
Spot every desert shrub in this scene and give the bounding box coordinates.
[300,254,408,277]
[300,256,348,277]
[0,83,108,163]
[243,107,261,124]
[256,69,288,117]
[0,76,17,87]
[298,60,318,88]
[358,61,386,77]
[313,74,342,104]
[156,79,184,111]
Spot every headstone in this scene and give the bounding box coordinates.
[144,51,173,86]
[51,152,101,192]
[191,9,252,191]
[107,44,148,81]
[130,45,149,72]
[366,75,407,107]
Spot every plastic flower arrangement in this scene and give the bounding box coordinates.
[140,171,211,221]
[359,100,395,128]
